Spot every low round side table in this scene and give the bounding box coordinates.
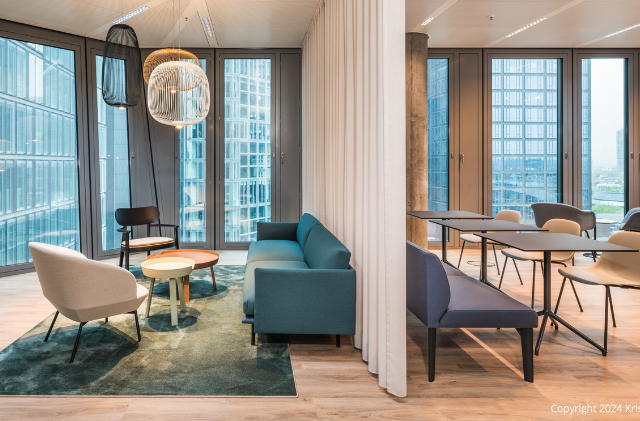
[141,257,195,326]
[148,249,220,303]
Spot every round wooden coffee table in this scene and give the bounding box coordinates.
[148,249,219,302]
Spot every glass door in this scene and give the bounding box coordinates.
[219,56,274,248]
[579,57,629,240]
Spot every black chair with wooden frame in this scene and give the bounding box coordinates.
[115,206,179,270]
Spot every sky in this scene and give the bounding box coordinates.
[589,58,625,171]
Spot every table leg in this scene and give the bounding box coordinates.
[183,274,190,303]
[535,252,552,355]
[440,221,455,267]
[480,234,487,284]
[210,266,217,291]
[177,277,187,312]
[145,278,155,318]
[168,278,178,326]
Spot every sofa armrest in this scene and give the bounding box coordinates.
[254,267,356,335]
[256,222,298,241]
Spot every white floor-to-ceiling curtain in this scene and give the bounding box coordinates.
[301,0,407,397]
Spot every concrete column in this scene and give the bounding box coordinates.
[405,33,429,248]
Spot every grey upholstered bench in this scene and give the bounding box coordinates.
[406,241,538,382]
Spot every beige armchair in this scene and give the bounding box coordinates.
[28,242,148,363]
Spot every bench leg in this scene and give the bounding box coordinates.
[517,328,534,382]
[428,328,436,382]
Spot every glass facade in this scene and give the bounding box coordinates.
[223,59,272,243]
[581,58,626,239]
[179,59,207,243]
[95,55,130,251]
[0,37,80,267]
[491,58,561,225]
[427,58,449,242]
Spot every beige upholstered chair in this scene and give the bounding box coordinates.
[29,242,148,363]
[556,231,640,354]
[458,209,521,275]
[500,219,583,310]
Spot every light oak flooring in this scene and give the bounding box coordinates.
[2,248,640,420]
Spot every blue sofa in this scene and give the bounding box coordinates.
[406,241,538,382]
[242,214,357,347]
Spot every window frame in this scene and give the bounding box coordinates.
[0,21,91,276]
[573,51,636,220]
[483,49,573,221]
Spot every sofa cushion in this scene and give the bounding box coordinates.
[303,225,351,270]
[297,213,322,250]
[243,260,310,316]
[438,276,538,329]
[247,240,304,263]
[443,264,466,277]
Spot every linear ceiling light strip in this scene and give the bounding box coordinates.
[410,0,459,33]
[578,22,640,47]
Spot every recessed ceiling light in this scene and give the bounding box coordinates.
[201,17,214,37]
[421,18,434,26]
[506,17,547,38]
[605,23,640,38]
[113,6,149,25]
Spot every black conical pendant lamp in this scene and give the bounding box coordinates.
[102,23,143,108]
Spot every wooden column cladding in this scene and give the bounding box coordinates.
[406,33,429,248]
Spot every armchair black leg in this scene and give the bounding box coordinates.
[457,242,466,268]
[44,311,59,342]
[336,335,341,348]
[517,328,534,382]
[251,324,255,346]
[69,321,87,363]
[105,317,108,323]
[498,257,508,289]
[119,251,124,267]
[513,260,523,285]
[492,245,500,275]
[125,249,130,271]
[428,328,436,382]
[569,280,584,312]
[609,289,616,327]
[129,311,141,342]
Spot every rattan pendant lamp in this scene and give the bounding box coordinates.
[146,0,210,127]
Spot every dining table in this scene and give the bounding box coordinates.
[476,232,637,356]
[406,211,492,267]
[429,219,546,285]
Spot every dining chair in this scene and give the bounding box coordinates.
[556,231,640,355]
[28,242,149,363]
[531,203,597,262]
[116,206,179,270]
[500,219,583,311]
[457,209,521,276]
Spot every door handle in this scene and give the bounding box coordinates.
[281,152,284,164]
[459,153,465,164]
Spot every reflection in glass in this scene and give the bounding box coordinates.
[0,37,80,266]
[180,59,207,243]
[223,59,271,243]
[581,58,626,240]
[491,58,561,225]
[96,55,130,251]
[427,58,449,242]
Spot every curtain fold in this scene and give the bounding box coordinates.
[301,0,407,397]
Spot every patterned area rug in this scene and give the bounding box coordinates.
[0,265,297,396]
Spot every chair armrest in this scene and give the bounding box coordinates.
[254,267,356,335]
[149,223,179,228]
[256,222,298,241]
[117,228,131,233]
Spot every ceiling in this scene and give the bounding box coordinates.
[407,0,640,48]
[0,0,639,48]
[0,0,320,48]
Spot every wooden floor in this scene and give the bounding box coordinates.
[2,247,640,420]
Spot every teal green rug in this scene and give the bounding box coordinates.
[0,265,297,396]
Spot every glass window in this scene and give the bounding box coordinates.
[95,55,130,251]
[0,37,80,267]
[179,59,207,243]
[581,58,627,240]
[427,58,449,242]
[491,58,561,225]
[224,58,271,243]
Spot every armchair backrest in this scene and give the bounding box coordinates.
[28,242,139,321]
[621,212,640,232]
[593,232,640,282]
[115,206,160,227]
[531,202,596,232]
[406,241,450,328]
